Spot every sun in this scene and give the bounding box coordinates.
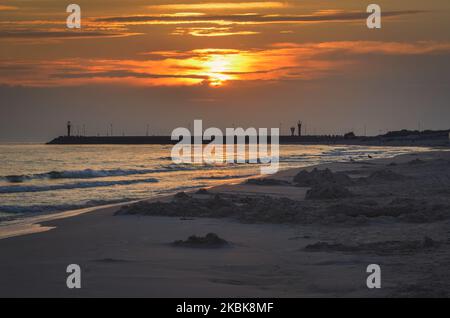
[203,55,233,87]
[173,48,254,87]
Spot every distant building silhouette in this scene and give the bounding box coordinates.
[297,121,302,137]
[290,127,296,137]
[344,132,356,139]
[67,121,72,137]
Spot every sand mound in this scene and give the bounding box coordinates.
[117,189,450,225]
[367,169,407,182]
[326,199,450,223]
[352,169,409,185]
[306,183,353,200]
[196,188,209,195]
[294,168,353,187]
[246,178,290,186]
[174,191,190,200]
[116,193,311,224]
[172,233,229,248]
[304,237,439,255]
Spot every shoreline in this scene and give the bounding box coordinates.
[0,150,428,240]
[1,149,449,297]
[0,149,442,240]
[0,173,260,240]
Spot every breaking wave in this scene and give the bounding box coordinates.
[1,168,163,183]
[1,163,232,184]
[0,178,159,194]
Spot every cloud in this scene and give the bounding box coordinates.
[0,29,140,39]
[147,2,287,11]
[0,5,17,11]
[97,10,424,25]
[0,17,138,42]
[171,26,259,37]
[1,41,449,88]
[51,70,209,80]
[275,41,450,56]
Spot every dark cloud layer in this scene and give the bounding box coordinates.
[97,10,424,24]
[0,30,136,39]
[51,70,209,80]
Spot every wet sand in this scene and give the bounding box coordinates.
[1,151,449,297]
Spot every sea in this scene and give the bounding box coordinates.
[0,143,429,222]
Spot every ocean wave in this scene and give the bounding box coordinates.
[0,164,236,183]
[1,168,162,183]
[0,178,159,194]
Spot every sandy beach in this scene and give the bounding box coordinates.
[1,150,449,298]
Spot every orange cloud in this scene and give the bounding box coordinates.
[0,5,17,11]
[171,26,259,37]
[312,41,450,55]
[0,29,141,40]
[147,2,287,11]
[0,19,139,42]
[1,41,450,88]
[97,10,424,26]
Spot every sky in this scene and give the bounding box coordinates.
[1,0,450,141]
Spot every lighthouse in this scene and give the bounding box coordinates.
[67,121,72,137]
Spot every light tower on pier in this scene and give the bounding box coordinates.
[290,127,296,137]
